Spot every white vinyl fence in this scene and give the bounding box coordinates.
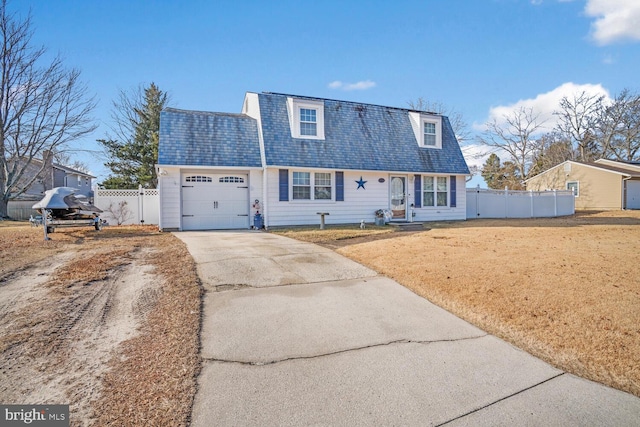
[94,187,159,225]
[466,188,575,219]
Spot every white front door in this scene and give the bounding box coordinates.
[181,173,249,230]
[390,176,407,220]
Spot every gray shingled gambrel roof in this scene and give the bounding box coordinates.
[158,108,262,167]
[258,92,470,174]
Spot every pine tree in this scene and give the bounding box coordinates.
[99,83,168,189]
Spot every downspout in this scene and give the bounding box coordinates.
[622,176,632,210]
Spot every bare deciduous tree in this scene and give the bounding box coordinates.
[597,88,640,162]
[478,106,546,182]
[0,1,96,218]
[555,91,604,162]
[104,200,133,225]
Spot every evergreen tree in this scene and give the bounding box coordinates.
[99,83,168,189]
[481,154,503,189]
[481,154,524,190]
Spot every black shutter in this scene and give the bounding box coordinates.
[450,175,457,207]
[414,174,421,208]
[336,171,344,201]
[279,169,289,201]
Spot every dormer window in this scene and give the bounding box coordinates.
[409,112,442,149]
[287,97,325,140]
[424,122,436,146]
[300,108,317,136]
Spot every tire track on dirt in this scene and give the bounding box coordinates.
[0,245,160,427]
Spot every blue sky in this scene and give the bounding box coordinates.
[12,0,640,186]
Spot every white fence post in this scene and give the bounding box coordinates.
[530,190,534,218]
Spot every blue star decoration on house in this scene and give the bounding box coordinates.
[355,176,367,189]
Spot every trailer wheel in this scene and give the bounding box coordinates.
[46,226,55,233]
[95,220,102,231]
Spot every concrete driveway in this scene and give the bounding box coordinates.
[175,230,640,426]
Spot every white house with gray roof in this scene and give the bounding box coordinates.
[156,92,470,230]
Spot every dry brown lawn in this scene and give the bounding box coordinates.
[276,211,640,397]
[0,222,201,426]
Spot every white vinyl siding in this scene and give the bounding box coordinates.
[265,169,466,226]
[158,167,182,230]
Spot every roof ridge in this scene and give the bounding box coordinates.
[163,107,250,118]
[261,92,441,116]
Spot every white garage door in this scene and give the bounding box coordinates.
[627,180,640,210]
[181,173,249,230]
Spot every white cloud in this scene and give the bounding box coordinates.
[327,80,376,91]
[585,0,640,45]
[476,82,611,133]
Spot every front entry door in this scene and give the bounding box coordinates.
[390,176,407,220]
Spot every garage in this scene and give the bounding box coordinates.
[626,180,640,210]
[181,173,249,230]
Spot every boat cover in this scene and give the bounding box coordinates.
[32,187,102,213]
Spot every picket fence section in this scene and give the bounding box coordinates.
[466,188,575,219]
[94,186,159,225]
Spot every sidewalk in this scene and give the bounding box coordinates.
[175,231,640,426]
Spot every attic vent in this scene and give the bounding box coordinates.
[219,176,245,183]
[185,176,212,183]
[564,163,572,174]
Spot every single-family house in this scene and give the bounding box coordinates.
[156,92,470,230]
[9,152,94,201]
[7,151,95,219]
[524,159,640,210]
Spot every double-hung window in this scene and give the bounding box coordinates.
[292,171,332,200]
[300,108,317,137]
[293,172,311,199]
[314,173,331,199]
[423,176,448,207]
[424,122,437,146]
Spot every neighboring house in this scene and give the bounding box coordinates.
[156,92,470,230]
[524,159,640,210]
[9,151,95,201]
